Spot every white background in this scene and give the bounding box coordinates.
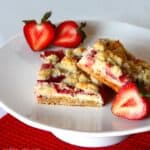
[0,0,150,117]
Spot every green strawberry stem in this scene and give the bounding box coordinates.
[41,11,52,23]
[22,20,36,24]
[136,81,150,99]
[142,93,150,99]
[79,22,86,30]
[77,22,87,43]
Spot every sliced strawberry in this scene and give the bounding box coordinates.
[53,21,86,48]
[112,82,149,120]
[23,11,55,51]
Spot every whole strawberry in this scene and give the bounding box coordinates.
[53,21,86,48]
[23,11,55,51]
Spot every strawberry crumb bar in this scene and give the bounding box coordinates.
[35,48,104,107]
[78,39,150,92]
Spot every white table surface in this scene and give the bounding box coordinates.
[0,0,150,118]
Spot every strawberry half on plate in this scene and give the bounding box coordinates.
[112,82,150,120]
[53,21,86,48]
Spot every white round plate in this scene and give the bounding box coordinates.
[0,20,150,147]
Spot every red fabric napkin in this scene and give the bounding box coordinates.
[0,114,150,150]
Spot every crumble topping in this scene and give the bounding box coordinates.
[73,47,86,57]
[93,39,150,86]
[62,72,89,87]
[64,47,86,57]
[75,82,99,93]
[38,69,51,80]
[43,54,59,64]
[78,39,150,89]
[58,56,78,73]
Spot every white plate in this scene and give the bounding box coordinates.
[0,20,150,147]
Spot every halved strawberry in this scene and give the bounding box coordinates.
[23,11,55,51]
[53,21,86,48]
[112,82,150,120]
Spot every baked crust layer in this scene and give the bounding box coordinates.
[37,96,102,107]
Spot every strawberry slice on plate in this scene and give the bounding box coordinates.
[23,11,55,51]
[112,82,150,120]
[53,21,86,48]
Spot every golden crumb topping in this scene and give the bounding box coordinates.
[43,54,59,64]
[94,39,128,66]
[124,59,150,85]
[62,72,89,86]
[38,48,102,94]
[38,69,51,80]
[64,47,85,57]
[93,39,150,86]
[58,56,78,73]
[62,73,79,86]
[93,39,124,51]
[51,68,62,77]
[73,47,86,57]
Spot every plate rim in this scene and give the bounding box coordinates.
[1,101,150,137]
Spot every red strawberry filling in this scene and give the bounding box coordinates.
[105,63,131,85]
[41,63,54,69]
[85,50,97,67]
[38,75,65,83]
[105,63,117,80]
[119,75,128,82]
[50,75,66,82]
[40,50,64,60]
[54,83,74,95]
[53,83,100,97]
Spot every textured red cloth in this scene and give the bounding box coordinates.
[0,114,150,150]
